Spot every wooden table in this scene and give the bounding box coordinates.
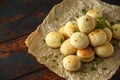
[0,0,120,80]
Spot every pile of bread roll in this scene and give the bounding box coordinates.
[45,9,120,72]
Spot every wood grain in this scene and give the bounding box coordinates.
[0,0,62,43]
[16,69,65,80]
[0,49,46,80]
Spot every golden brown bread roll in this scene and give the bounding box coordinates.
[77,15,95,34]
[86,9,102,19]
[103,27,112,42]
[59,26,69,39]
[60,39,77,56]
[45,32,64,48]
[63,55,81,71]
[88,29,107,47]
[112,24,120,39]
[77,47,95,62]
[70,32,89,49]
[64,21,79,37]
[94,42,114,57]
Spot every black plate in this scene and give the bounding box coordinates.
[102,0,120,6]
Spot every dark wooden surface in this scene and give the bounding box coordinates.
[0,0,120,80]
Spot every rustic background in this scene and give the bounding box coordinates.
[0,0,120,80]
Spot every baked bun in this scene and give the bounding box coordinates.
[63,55,81,71]
[70,32,89,49]
[60,39,77,56]
[94,42,114,57]
[77,15,95,34]
[112,24,120,39]
[77,47,95,62]
[64,21,79,37]
[86,9,102,19]
[88,29,107,47]
[103,27,112,42]
[45,32,64,48]
[79,56,95,63]
[59,26,69,39]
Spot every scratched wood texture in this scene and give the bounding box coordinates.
[0,0,120,80]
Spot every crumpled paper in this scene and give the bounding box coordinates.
[25,0,120,80]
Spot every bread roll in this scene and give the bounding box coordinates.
[59,26,69,39]
[79,56,95,63]
[70,32,89,49]
[77,15,95,34]
[45,32,64,48]
[63,55,81,71]
[94,42,114,57]
[60,39,77,56]
[88,29,107,47]
[103,27,112,42]
[64,21,79,37]
[77,47,95,62]
[112,24,120,39]
[86,9,102,19]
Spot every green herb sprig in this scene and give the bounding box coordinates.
[73,30,79,33]
[60,38,64,44]
[90,65,97,71]
[96,17,111,30]
[43,39,46,43]
[102,67,107,70]
[82,9,87,14]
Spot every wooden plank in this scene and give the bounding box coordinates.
[16,67,120,80]
[16,69,65,80]
[0,0,8,8]
[0,35,27,55]
[0,0,62,43]
[0,34,119,80]
[0,49,46,80]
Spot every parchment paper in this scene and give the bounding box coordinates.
[25,0,120,80]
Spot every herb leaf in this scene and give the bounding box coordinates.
[94,58,104,65]
[90,65,97,71]
[82,9,87,14]
[96,17,111,30]
[43,39,46,43]
[73,30,79,33]
[60,38,64,44]
[96,23,105,29]
[71,21,76,25]
[102,67,107,70]
[86,18,89,21]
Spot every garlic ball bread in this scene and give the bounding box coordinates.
[77,47,95,58]
[86,9,102,19]
[70,32,89,49]
[77,47,95,62]
[94,42,114,57]
[64,21,79,37]
[59,26,69,39]
[77,15,95,34]
[45,32,64,48]
[112,24,120,39]
[60,39,77,56]
[88,29,107,47]
[63,55,81,71]
[103,27,112,42]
